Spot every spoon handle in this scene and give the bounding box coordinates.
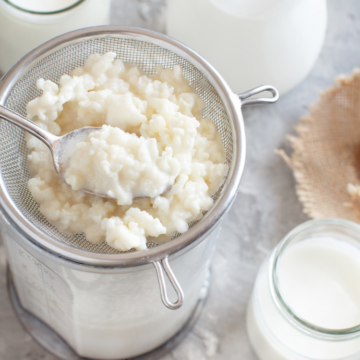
[0,105,58,149]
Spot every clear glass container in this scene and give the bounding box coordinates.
[0,0,111,74]
[247,218,360,360]
[3,222,219,359]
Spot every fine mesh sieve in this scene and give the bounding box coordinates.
[0,35,233,255]
[0,27,276,268]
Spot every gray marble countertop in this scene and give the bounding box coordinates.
[1,0,360,359]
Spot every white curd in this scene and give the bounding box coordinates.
[26,52,228,252]
[247,220,360,360]
[64,125,180,205]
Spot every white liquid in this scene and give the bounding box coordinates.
[8,0,79,12]
[0,0,111,74]
[166,0,327,95]
[247,236,360,360]
[278,237,360,330]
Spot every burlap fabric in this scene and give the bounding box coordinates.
[278,70,360,221]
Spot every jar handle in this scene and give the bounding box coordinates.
[238,85,279,106]
[153,258,184,310]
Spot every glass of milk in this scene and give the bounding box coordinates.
[0,0,111,74]
[166,0,327,95]
[247,218,360,360]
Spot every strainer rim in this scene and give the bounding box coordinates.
[0,26,245,267]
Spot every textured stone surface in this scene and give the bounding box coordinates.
[1,0,360,359]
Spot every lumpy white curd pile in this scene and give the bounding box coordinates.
[64,125,179,204]
[26,52,228,251]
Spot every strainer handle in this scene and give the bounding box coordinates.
[0,105,58,149]
[153,258,184,310]
[238,85,279,106]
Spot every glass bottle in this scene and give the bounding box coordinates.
[0,0,111,74]
[166,0,327,95]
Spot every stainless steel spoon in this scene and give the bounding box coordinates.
[0,105,171,200]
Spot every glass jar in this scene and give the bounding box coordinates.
[0,0,111,74]
[166,0,327,95]
[247,218,360,360]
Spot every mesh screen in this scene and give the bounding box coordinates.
[0,36,233,254]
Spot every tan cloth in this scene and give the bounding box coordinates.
[277,70,360,221]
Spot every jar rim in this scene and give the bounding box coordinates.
[270,218,360,339]
[3,0,85,14]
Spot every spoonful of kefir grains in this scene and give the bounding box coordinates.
[0,107,174,204]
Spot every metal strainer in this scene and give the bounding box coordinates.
[0,27,278,311]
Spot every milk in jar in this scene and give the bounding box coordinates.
[278,237,360,330]
[0,0,111,74]
[166,0,327,95]
[247,219,360,360]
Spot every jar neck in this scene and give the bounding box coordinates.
[0,0,86,23]
[3,0,85,14]
[269,219,360,341]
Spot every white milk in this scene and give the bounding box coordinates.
[166,0,327,95]
[278,237,360,330]
[247,230,360,360]
[0,0,111,74]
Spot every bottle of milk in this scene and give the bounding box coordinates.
[0,0,111,75]
[247,218,360,360]
[166,0,327,95]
